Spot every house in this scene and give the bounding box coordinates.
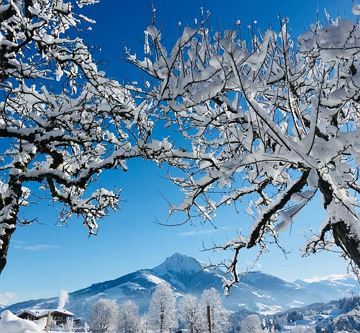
[17,308,76,327]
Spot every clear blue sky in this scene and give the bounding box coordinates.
[0,0,355,305]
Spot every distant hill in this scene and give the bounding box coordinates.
[5,253,360,319]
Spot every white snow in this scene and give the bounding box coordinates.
[0,310,42,333]
[143,272,168,285]
[119,282,146,291]
[289,300,305,308]
[303,274,355,283]
[255,303,283,315]
[153,253,202,275]
[251,291,267,298]
[128,11,360,291]
[352,4,360,15]
[17,309,74,318]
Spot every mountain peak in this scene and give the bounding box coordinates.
[153,253,202,275]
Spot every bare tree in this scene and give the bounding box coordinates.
[147,283,177,332]
[130,10,360,288]
[0,0,152,273]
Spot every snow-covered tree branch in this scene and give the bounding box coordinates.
[0,0,152,273]
[131,10,360,290]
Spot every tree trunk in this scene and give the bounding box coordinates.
[207,306,212,333]
[0,178,21,274]
[319,176,360,273]
[0,223,16,273]
[333,220,360,269]
[160,312,164,333]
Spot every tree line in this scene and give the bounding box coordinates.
[88,284,230,333]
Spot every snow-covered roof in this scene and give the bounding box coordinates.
[17,308,74,318]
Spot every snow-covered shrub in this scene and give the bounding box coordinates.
[63,317,76,332]
[239,314,263,333]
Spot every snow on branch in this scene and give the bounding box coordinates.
[131,13,360,288]
[0,0,153,273]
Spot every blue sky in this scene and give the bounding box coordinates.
[0,0,356,305]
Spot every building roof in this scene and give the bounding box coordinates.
[17,308,74,319]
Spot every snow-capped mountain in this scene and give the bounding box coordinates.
[5,253,360,318]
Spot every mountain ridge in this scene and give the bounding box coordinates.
[4,253,360,318]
